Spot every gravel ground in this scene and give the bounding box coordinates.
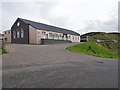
[2,43,118,88]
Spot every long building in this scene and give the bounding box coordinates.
[4,18,80,44]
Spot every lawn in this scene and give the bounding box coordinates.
[66,41,119,59]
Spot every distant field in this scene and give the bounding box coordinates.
[66,41,119,59]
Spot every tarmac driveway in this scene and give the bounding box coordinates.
[2,43,118,88]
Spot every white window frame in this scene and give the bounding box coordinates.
[17,22,20,26]
[17,30,20,38]
[49,33,53,39]
[42,31,46,39]
[21,29,24,38]
[73,36,74,40]
[55,34,58,39]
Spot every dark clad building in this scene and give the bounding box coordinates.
[9,18,80,44]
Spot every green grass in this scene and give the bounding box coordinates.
[66,41,120,59]
[88,33,119,41]
[81,32,119,41]
[0,47,7,54]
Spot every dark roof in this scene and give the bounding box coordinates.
[19,18,80,36]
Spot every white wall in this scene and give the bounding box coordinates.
[4,30,11,43]
[40,30,80,42]
[34,29,80,43]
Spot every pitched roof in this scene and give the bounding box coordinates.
[19,18,80,36]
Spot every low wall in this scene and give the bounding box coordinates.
[41,39,72,45]
[80,40,87,42]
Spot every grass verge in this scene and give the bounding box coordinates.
[66,41,119,59]
[0,47,7,54]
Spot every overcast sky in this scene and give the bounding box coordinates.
[0,0,119,34]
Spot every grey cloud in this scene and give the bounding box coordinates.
[80,10,118,34]
[1,0,118,35]
[35,2,69,28]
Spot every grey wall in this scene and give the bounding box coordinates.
[41,39,72,45]
[11,18,29,44]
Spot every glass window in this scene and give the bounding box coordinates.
[68,35,71,39]
[8,31,10,34]
[55,34,58,37]
[17,31,20,38]
[21,29,24,38]
[17,22,20,26]
[42,31,46,35]
[73,36,74,40]
[42,31,46,38]
[13,31,16,39]
[59,34,61,37]
[46,34,48,39]
[49,33,52,36]
[49,33,54,39]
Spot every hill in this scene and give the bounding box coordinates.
[66,41,119,59]
[66,32,119,59]
[81,32,119,55]
[81,32,119,41]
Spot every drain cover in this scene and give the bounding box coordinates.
[97,61,103,63]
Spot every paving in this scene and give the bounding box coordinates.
[2,43,118,88]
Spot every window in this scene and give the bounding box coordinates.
[5,38,7,41]
[59,34,61,39]
[21,29,24,38]
[42,31,46,36]
[42,31,45,34]
[64,34,67,40]
[59,34,63,40]
[17,31,20,38]
[17,22,20,26]
[49,33,51,36]
[49,33,53,39]
[42,31,46,38]
[67,35,70,39]
[13,31,16,39]
[8,31,10,34]
[73,36,74,40]
[59,34,62,38]
[55,34,59,39]
[46,34,48,39]
[49,33,52,36]
[69,36,71,39]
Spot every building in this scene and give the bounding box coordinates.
[0,33,4,40]
[4,30,11,43]
[5,18,80,44]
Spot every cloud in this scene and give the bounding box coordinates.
[81,9,118,34]
[1,0,119,34]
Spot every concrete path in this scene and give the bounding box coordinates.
[2,43,118,88]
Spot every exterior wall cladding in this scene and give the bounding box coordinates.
[11,19,29,44]
[11,18,80,45]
